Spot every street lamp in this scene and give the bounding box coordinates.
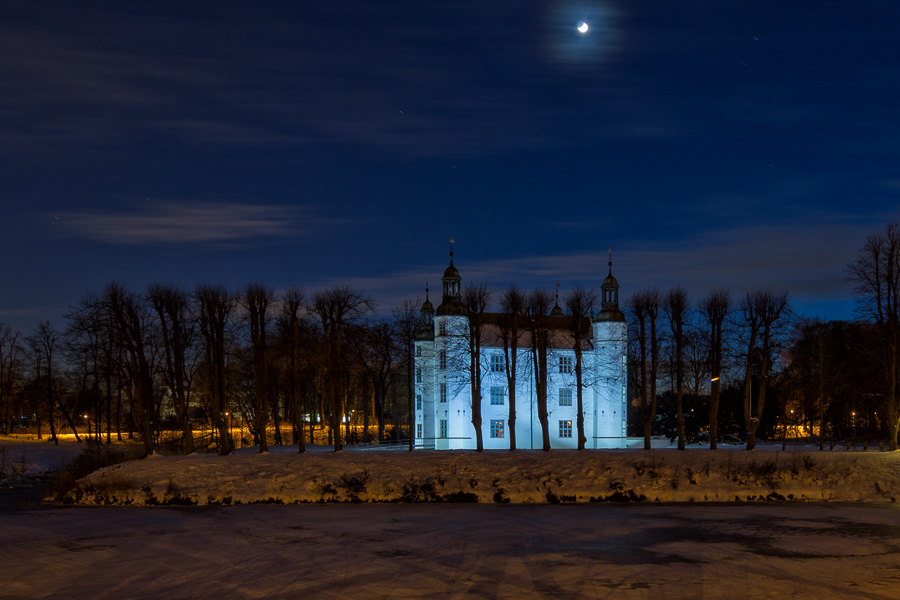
[852,411,857,450]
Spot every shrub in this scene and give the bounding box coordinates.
[337,470,370,502]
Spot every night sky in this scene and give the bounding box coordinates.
[3,0,899,332]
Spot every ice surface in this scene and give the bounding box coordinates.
[2,503,900,599]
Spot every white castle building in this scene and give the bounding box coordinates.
[413,252,627,450]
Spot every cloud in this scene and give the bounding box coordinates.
[57,201,305,245]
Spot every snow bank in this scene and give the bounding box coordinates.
[65,444,900,505]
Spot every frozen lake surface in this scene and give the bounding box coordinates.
[3,503,899,599]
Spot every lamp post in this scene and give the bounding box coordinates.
[852,411,857,450]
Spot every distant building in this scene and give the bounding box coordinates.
[413,251,627,450]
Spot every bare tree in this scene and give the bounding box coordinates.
[699,289,730,450]
[629,289,661,450]
[310,286,374,451]
[683,329,711,395]
[1,323,24,436]
[392,299,420,451]
[664,287,689,450]
[64,297,107,443]
[847,223,900,450]
[280,289,306,452]
[526,289,554,451]
[564,286,596,450]
[148,284,196,454]
[102,285,156,454]
[240,283,274,452]
[195,284,235,455]
[497,287,525,451]
[741,289,791,450]
[358,321,395,442]
[460,284,491,452]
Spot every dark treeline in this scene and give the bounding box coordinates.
[2,222,900,453]
[629,221,900,452]
[0,282,419,455]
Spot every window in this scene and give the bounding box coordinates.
[439,322,447,336]
[439,382,447,403]
[559,387,573,406]
[416,424,423,438]
[490,420,504,438]
[439,349,447,370]
[416,346,422,357]
[490,386,505,406]
[416,394,422,410]
[490,354,504,372]
[559,420,572,438]
[416,367,422,383]
[559,356,573,374]
[439,419,448,438]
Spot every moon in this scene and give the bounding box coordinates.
[577,21,589,34]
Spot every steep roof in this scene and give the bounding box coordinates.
[474,312,593,351]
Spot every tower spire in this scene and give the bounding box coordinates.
[594,247,625,323]
[436,241,464,315]
[550,282,564,316]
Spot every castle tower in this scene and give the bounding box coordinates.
[433,241,470,449]
[592,250,627,448]
[414,283,436,446]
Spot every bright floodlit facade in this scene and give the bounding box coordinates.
[413,253,627,450]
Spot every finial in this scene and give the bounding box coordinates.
[555,282,560,305]
[607,247,613,275]
[449,237,455,260]
[425,276,430,300]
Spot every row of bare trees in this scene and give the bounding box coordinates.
[629,286,792,451]
[0,283,420,455]
[847,221,900,450]
[631,217,900,453]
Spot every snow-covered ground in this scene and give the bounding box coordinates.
[3,437,900,598]
[2,503,899,599]
[18,438,895,505]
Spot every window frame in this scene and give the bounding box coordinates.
[490,386,505,406]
